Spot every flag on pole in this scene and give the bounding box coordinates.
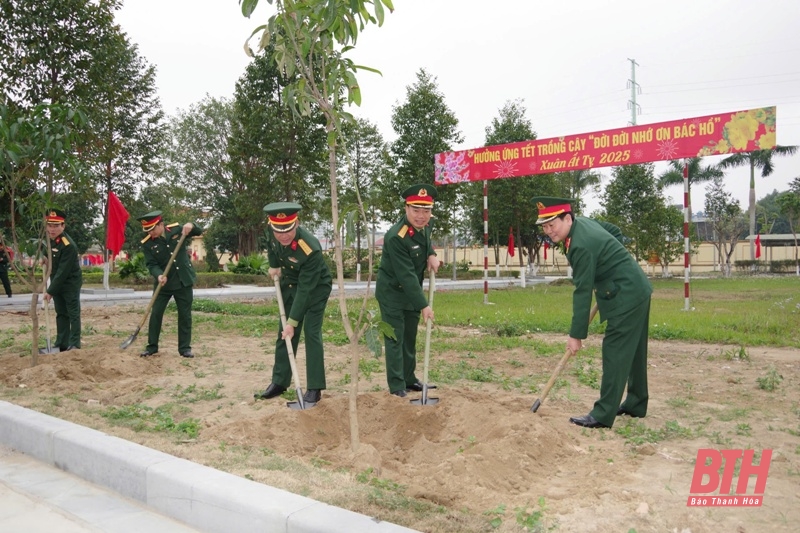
[106,191,129,259]
[507,227,515,257]
[755,234,761,259]
[544,241,549,260]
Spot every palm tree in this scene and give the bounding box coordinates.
[718,146,798,260]
[658,157,723,222]
[560,169,603,212]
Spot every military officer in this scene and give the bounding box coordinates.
[534,197,653,428]
[0,242,12,297]
[137,210,203,358]
[376,184,441,398]
[43,209,83,351]
[255,202,332,404]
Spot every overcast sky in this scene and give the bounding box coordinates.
[116,0,800,215]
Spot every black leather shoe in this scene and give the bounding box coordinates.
[406,381,437,392]
[303,389,321,403]
[254,383,287,400]
[391,389,407,398]
[65,346,79,351]
[616,407,644,418]
[179,350,194,358]
[139,349,158,357]
[569,414,609,428]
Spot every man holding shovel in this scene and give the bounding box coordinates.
[137,211,203,358]
[255,202,332,404]
[42,209,82,351]
[534,197,652,429]
[376,184,440,398]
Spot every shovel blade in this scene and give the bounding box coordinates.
[530,399,542,413]
[38,347,60,355]
[410,397,439,406]
[287,400,316,410]
[119,328,140,349]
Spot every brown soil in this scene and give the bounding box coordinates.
[1,306,798,533]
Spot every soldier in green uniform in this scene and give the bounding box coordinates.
[534,197,653,428]
[43,209,83,351]
[255,202,332,404]
[137,211,204,358]
[376,184,441,398]
[0,242,12,297]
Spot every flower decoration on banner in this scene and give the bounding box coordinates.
[697,107,776,156]
[434,151,471,184]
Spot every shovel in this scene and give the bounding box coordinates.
[120,233,187,349]
[530,303,599,413]
[39,295,60,354]
[411,269,439,406]
[273,276,312,410]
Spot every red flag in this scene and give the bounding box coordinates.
[544,241,549,260]
[755,234,761,259]
[106,191,129,259]
[507,227,515,257]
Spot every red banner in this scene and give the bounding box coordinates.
[435,107,776,184]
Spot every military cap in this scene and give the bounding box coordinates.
[137,210,163,232]
[402,183,437,208]
[264,202,302,233]
[532,196,574,224]
[45,209,66,224]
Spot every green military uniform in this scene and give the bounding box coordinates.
[0,245,11,297]
[376,184,437,394]
[46,224,83,350]
[138,211,203,356]
[264,203,332,392]
[535,197,652,428]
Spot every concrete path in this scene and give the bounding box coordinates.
[0,445,200,533]
[0,275,554,313]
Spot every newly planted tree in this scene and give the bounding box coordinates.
[241,0,393,451]
[0,102,86,365]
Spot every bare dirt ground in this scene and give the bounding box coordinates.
[1,305,798,533]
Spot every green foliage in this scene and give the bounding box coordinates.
[117,252,150,283]
[757,366,783,391]
[323,248,381,278]
[99,403,200,439]
[514,497,554,532]
[231,254,269,275]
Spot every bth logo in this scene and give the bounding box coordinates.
[687,449,771,507]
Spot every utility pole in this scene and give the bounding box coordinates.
[627,58,641,125]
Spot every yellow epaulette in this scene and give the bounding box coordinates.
[167,222,180,228]
[61,236,70,246]
[398,225,408,238]
[298,239,312,256]
[141,235,151,244]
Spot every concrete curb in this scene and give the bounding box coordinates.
[0,401,418,533]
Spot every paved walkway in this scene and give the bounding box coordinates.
[0,445,200,533]
[0,275,554,313]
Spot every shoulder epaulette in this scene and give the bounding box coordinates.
[141,235,151,244]
[61,236,70,246]
[167,222,180,228]
[398,225,408,238]
[298,239,312,256]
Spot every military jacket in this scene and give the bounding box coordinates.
[47,232,82,295]
[375,215,435,311]
[266,225,332,324]
[0,248,9,272]
[142,223,203,291]
[565,216,653,339]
